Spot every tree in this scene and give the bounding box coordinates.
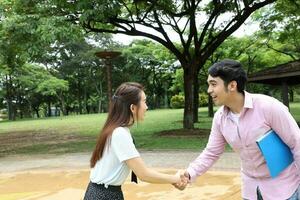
[44,0,275,128]
[122,40,176,108]
[253,0,300,59]
[5,0,278,127]
[36,76,69,115]
[0,12,31,120]
[0,0,83,119]
[54,39,105,114]
[17,63,68,118]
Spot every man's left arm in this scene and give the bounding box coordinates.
[268,100,300,169]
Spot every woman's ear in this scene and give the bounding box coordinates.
[130,104,135,113]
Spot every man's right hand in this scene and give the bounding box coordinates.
[173,170,190,190]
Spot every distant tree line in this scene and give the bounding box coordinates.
[0,0,299,129]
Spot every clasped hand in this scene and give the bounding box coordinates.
[173,170,189,190]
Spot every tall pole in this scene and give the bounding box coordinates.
[105,59,113,104]
[95,51,121,110]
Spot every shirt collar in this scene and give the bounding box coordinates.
[243,91,253,109]
[220,91,253,117]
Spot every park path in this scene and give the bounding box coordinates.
[0,150,242,200]
[0,150,240,172]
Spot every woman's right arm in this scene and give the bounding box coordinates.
[125,157,182,184]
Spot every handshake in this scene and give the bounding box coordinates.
[173,170,190,190]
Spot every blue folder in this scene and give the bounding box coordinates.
[256,130,294,178]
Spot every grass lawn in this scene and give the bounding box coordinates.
[290,102,300,121]
[0,103,299,157]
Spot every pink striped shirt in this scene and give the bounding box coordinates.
[187,91,300,200]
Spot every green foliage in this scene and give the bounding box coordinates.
[37,17,82,45]
[170,94,184,108]
[293,88,300,102]
[77,0,122,23]
[199,93,208,107]
[37,77,69,96]
[1,0,293,129]
[251,0,300,60]
[210,35,294,78]
[170,93,208,108]
[0,0,86,119]
[122,39,176,108]
[3,0,276,128]
[169,68,184,94]
[18,64,52,89]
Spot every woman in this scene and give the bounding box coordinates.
[84,82,185,200]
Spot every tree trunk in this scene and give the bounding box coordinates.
[78,95,82,114]
[96,81,103,113]
[183,67,194,129]
[98,99,102,113]
[84,86,89,114]
[281,80,289,109]
[34,107,40,118]
[208,94,214,117]
[5,75,15,120]
[164,84,168,108]
[7,95,14,120]
[16,94,23,119]
[193,74,199,123]
[59,93,67,116]
[47,101,51,117]
[289,89,294,102]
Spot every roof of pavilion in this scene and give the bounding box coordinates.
[247,60,300,85]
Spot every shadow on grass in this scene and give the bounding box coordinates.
[0,130,95,157]
[157,128,211,138]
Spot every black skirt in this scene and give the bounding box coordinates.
[84,181,124,200]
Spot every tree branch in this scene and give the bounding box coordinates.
[198,1,222,52]
[265,42,297,60]
[120,0,136,29]
[201,0,276,63]
[140,2,156,22]
[152,9,173,46]
[234,0,241,14]
[170,16,188,49]
[187,0,198,53]
[83,19,183,61]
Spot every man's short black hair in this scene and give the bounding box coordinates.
[208,59,247,93]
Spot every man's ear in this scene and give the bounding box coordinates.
[229,80,237,92]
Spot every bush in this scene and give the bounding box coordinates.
[170,93,208,108]
[0,109,7,120]
[0,109,7,114]
[170,94,184,108]
[171,93,208,108]
[199,93,209,107]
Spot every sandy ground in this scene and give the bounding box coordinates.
[0,151,242,200]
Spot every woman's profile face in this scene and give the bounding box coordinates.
[136,91,148,122]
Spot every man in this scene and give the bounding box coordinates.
[175,59,300,199]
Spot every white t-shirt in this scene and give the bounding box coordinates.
[90,127,140,186]
[229,111,240,125]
